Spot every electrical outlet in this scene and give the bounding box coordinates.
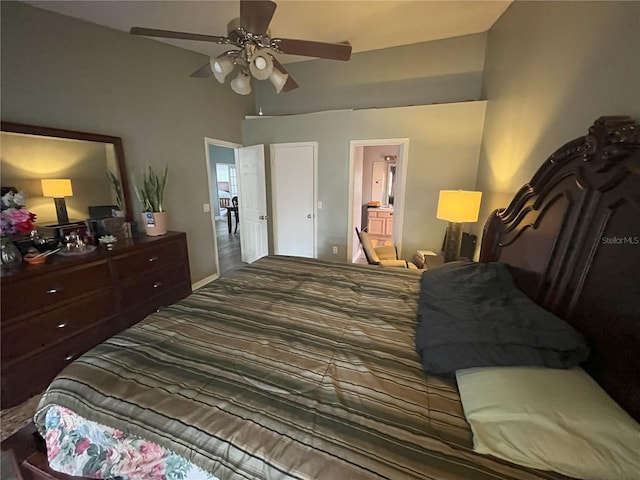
[332,246,338,254]
[203,203,210,212]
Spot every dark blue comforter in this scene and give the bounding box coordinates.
[415,261,590,377]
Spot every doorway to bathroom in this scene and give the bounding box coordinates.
[348,138,409,263]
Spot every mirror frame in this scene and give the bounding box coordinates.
[0,121,132,222]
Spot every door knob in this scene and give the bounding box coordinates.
[259,215,269,220]
[307,214,312,219]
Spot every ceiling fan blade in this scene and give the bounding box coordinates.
[130,27,228,44]
[272,58,299,92]
[190,63,213,78]
[240,0,277,35]
[273,38,352,61]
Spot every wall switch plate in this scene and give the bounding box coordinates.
[318,201,323,209]
[203,203,210,212]
[332,246,338,254]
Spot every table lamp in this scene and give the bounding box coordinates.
[41,178,73,225]
[437,190,482,262]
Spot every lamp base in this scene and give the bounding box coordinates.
[53,197,69,225]
[443,222,464,263]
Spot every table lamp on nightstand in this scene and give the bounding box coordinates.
[437,190,482,262]
[41,178,73,225]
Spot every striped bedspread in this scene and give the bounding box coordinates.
[35,256,567,480]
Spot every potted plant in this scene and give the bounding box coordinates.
[107,170,125,217]
[134,166,168,236]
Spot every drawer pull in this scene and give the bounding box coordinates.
[148,256,159,262]
[46,288,61,295]
[153,281,163,289]
[57,322,67,329]
[64,354,75,361]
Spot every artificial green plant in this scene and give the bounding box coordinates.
[107,170,124,211]
[134,166,168,212]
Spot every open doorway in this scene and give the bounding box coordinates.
[204,138,244,278]
[348,138,409,264]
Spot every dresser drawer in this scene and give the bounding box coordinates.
[120,264,188,309]
[114,240,184,281]
[1,318,118,408]
[1,261,111,321]
[1,289,116,364]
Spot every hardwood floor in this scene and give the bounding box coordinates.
[215,218,244,277]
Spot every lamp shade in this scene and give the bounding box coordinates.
[249,50,274,80]
[41,178,73,198]
[230,69,252,95]
[437,190,482,223]
[269,68,289,94]
[211,55,235,84]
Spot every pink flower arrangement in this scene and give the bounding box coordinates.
[1,190,36,240]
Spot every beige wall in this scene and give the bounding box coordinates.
[243,101,486,261]
[1,1,254,282]
[475,1,640,243]
[254,34,487,115]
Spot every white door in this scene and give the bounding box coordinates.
[271,142,316,257]
[237,145,268,263]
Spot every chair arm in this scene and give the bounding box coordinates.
[375,245,398,260]
[379,259,410,268]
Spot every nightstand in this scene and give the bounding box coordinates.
[413,250,444,269]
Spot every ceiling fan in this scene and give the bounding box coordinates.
[130,0,352,95]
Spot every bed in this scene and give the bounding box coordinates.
[35,117,640,480]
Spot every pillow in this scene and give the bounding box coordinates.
[456,366,640,480]
[415,261,590,376]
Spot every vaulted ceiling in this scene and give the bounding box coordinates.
[23,1,511,63]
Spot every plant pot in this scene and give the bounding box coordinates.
[141,212,168,236]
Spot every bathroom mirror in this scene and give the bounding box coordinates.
[386,163,396,206]
[0,121,132,226]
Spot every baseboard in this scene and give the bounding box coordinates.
[192,273,218,291]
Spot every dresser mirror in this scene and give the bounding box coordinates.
[0,122,132,228]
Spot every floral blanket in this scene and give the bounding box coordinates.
[43,406,218,480]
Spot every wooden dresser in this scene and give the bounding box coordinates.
[0,231,191,408]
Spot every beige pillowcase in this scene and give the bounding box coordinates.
[456,366,640,480]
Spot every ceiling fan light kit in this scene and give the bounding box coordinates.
[231,69,252,95]
[211,55,235,83]
[249,50,274,80]
[269,68,289,94]
[130,0,351,95]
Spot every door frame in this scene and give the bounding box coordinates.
[270,142,318,258]
[347,138,410,261]
[203,137,241,286]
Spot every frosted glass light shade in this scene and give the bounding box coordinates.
[437,190,482,223]
[41,178,73,198]
[249,51,274,80]
[230,70,252,95]
[269,68,289,94]
[211,56,234,84]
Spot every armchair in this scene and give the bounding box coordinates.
[356,228,418,269]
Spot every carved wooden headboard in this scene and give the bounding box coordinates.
[480,116,640,421]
